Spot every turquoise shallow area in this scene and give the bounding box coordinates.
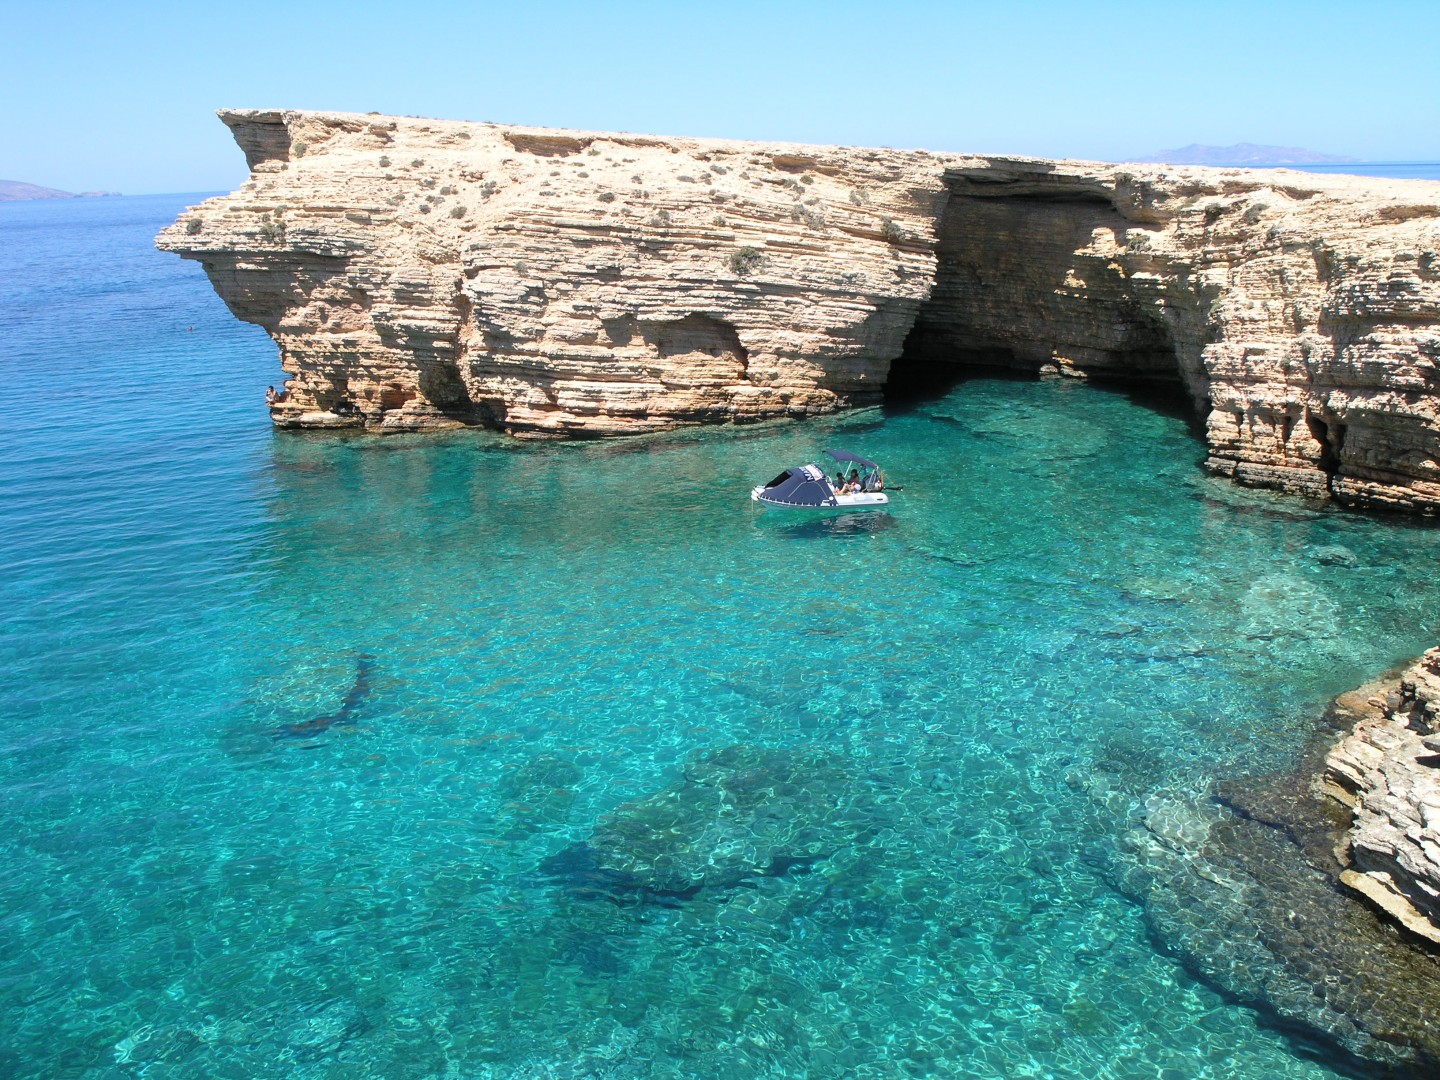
[4,197,1440,1079]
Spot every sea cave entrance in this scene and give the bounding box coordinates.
[884,173,1202,419]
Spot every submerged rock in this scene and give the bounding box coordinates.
[1308,543,1360,568]
[585,745,863,896]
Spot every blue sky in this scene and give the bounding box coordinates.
[3,0,1436,194]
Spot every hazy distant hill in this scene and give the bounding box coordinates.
[0,179,75,201]
[1139,143,1360,165]
[0,180,120,201]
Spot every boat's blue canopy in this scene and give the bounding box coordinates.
[824,449,878,469]
[755,464,837,507]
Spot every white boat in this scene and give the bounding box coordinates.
[751,449,891,509]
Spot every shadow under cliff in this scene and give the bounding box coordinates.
[883,358,1202,437]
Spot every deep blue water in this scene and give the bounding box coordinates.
[4,195,1440,1078]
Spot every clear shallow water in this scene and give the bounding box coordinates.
[4,197,1440,1079]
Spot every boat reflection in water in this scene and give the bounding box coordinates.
[761,511,898,541]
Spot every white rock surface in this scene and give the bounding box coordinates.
[1324,649,1440,942]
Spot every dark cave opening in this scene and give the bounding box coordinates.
[884,177,1196,421]
[882,358,1031,410]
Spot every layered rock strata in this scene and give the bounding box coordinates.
[159,109,1440,512]
[1324,649,1440,944]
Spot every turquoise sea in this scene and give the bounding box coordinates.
[4,193,1440,1079]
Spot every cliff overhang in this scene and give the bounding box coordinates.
[159,109,1440,513]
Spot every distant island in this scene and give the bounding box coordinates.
[1138,143,1360,165]
[0,179,120,201]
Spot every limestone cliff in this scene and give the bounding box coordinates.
[159,109,1440,512]
[1324,650,1440,944]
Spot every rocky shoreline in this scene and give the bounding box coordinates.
[1324,649,1440,946]
[1106,667,1440,1073]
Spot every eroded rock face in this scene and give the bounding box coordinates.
[159,109,1440,511]
[1324,649,1440,943]
[160,109,944,438]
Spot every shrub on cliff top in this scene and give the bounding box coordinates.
[449,205,466,218]
[597,191,616,203]
[729,246,763,275]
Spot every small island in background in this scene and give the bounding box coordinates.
[1138,142,1360,165]
[0,179,120,201]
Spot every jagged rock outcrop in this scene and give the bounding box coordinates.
[1097,676,1440,1072]
[1324,649,1440,943]
[159,109,1440,512]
